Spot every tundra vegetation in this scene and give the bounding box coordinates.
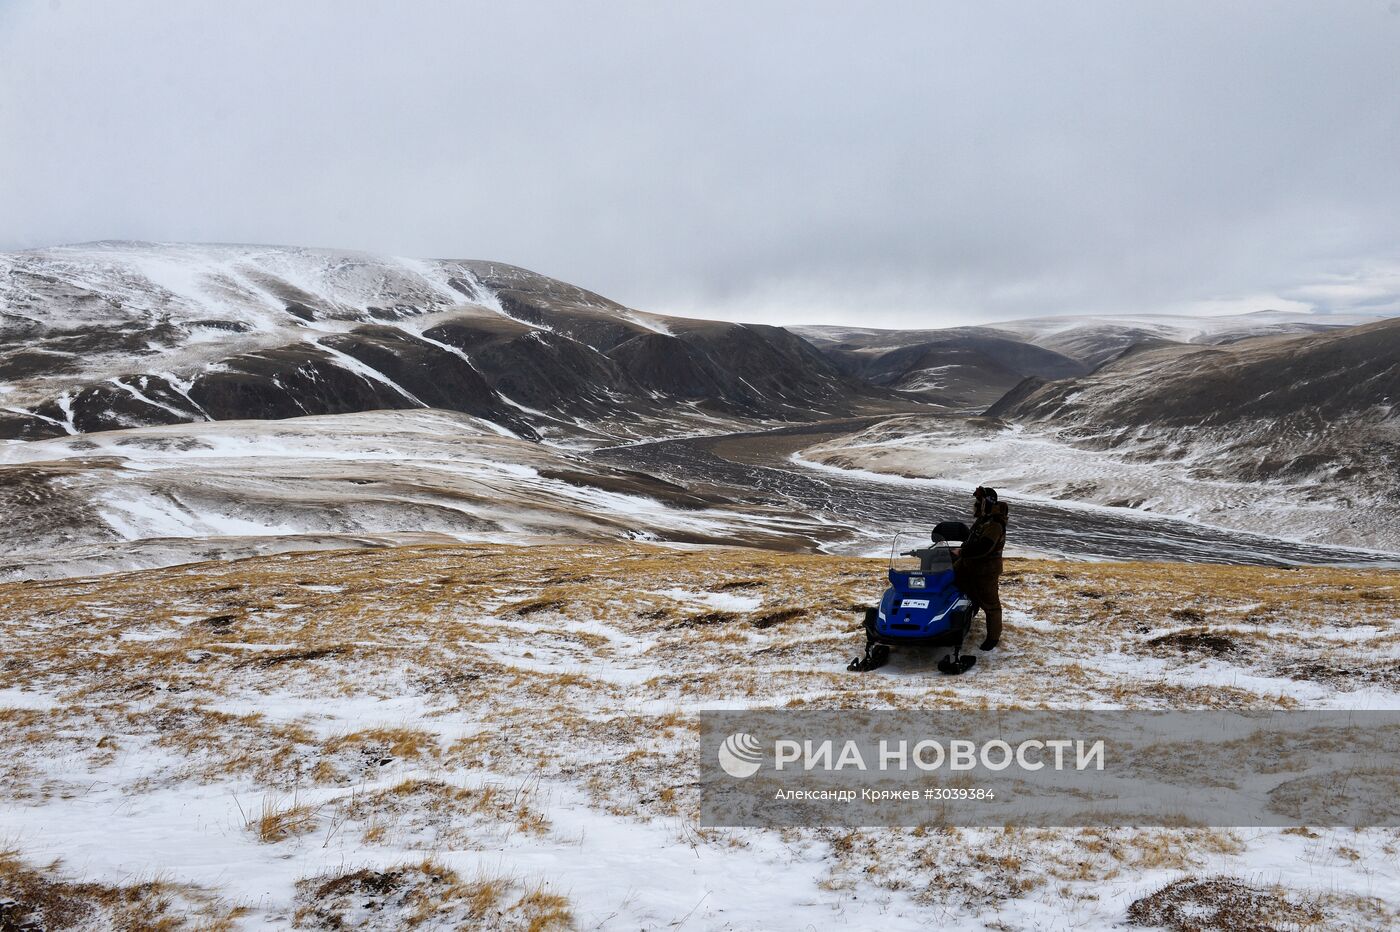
[0,543,1397,928]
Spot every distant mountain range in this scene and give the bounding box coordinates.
[2,242,1389,444]
[796,309,1383,409]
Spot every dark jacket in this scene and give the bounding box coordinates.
[954,501,1008,580]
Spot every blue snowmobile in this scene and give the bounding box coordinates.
[848,522,978,674]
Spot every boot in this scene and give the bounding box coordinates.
[979,606,1002,651]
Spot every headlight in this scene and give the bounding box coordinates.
[909,576,926,589]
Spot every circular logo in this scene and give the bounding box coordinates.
[717,732,764,778]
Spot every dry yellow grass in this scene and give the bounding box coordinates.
[291,859,573,930]
[1,542,1396,926]
[248,794,320,843]
[323,776,551,850]
[0,848,240,930]
[2,544,1396,810]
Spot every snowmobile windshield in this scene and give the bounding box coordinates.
[890,530,955,574]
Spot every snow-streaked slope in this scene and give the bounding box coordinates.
[0,241,497,387]
[0,409,836,580]
[0,242,543,440]
[987,317,1400,427]
[0,242,869,443]
[796,415,1400,552]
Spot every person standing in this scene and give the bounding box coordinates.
[953,486,1008,651]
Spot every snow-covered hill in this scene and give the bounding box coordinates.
[0,242,875,443]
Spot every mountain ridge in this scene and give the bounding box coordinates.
[0,243,894,443]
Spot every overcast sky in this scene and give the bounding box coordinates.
[2,1,1398,327]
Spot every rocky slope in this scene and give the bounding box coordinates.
[0,243,888,443]
[987,317,1400,427]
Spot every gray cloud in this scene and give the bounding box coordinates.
[2,0,1398,326]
